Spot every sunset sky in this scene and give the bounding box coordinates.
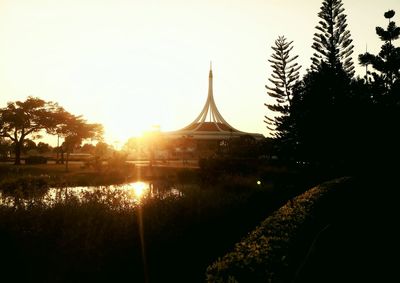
[1,0,399,146]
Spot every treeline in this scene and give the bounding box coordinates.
[265,0,400,174]
[0,97,103,166]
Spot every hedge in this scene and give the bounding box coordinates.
[205,177,352,283]
[25,156,48,164]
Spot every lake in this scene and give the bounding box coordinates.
[0,181,183,208]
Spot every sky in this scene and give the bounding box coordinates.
[1,0,399,146]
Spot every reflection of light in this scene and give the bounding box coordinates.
[131,181,149,199]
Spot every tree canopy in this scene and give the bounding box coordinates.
[0,96,103,165]
[0,97,64,164]
[311,0,354,76]
[265,36,301,139]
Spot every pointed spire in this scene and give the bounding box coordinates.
[177,63,240,132]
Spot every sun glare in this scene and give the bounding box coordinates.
[131,181,149,199]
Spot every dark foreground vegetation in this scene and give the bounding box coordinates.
[1,161,397,283]
[206,176,399,282]
[1,0,399,282]
[207,175,399,283]
[206,178,353,282]
[0,160,335,283]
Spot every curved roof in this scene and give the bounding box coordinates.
[165,65,264,141]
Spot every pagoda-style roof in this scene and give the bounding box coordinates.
[184,122,232,132]
[165,64,264,141]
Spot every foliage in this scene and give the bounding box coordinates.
[0,137,12,159]
[359,10,400,95]
[0,97,64,164]
[357,10,400,165]
[22,139,37,153]
[0,169,290,283]
[265,36,301,138]
[25,156,48,165]
[58,114,103,171]
[36,142,52,154]
[205,177,351,283]
[0,174,51,197]
[288,64,358,166]
[311,0,354,77]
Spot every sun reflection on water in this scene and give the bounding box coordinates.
[129,181,150,201]
[0,180,184,209]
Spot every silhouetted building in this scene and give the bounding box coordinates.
[165,65,264,157]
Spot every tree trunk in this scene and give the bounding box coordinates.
[14,141,22,165]
[65,152,70,172]
[56,135,60,164]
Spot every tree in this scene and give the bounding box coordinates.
[22,139,37,154]
[311,0,354,77]
[265,36,301,139]
[0,97,63,164]
[283,0,358,169]
[359,10,400,94]
[81,143,96,154]
[0,138,12,160]
[37,142,52,154]
[289,64,354,165]
[59,114,103,171]
[358,9,400,167]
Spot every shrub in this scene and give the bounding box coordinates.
[0,175,51,198]
[205,177,351,283]
[25,156,48,164]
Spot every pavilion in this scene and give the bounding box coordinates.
[164,65,264,157]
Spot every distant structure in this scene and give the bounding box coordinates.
[165,64,264,157]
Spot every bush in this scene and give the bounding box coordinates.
[0,175,51,198]
[205,177,352,283]
[25,156,48,164]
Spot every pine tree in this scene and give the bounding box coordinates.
[265,36,301,138]
[359,10,400,91]
[311,0,354,76]
[358,9,400,167]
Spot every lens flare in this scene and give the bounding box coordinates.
[131,181,149,199]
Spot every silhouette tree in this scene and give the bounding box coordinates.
[290,65,355,166]
[265,36,301,138]
[37,142,52,154]
[358,9,400,168]
[311,0,354,77]
[283,0,360,169]
[22,139,37,154]
[0,97,63,164]
[80,143,95,154]
[0,138,11,159]
[59,114,103,171]
[359,10,400,93]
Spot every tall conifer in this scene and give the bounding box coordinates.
[265,36,301,138]
[311,0,354,76]
[359,10,400,91]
